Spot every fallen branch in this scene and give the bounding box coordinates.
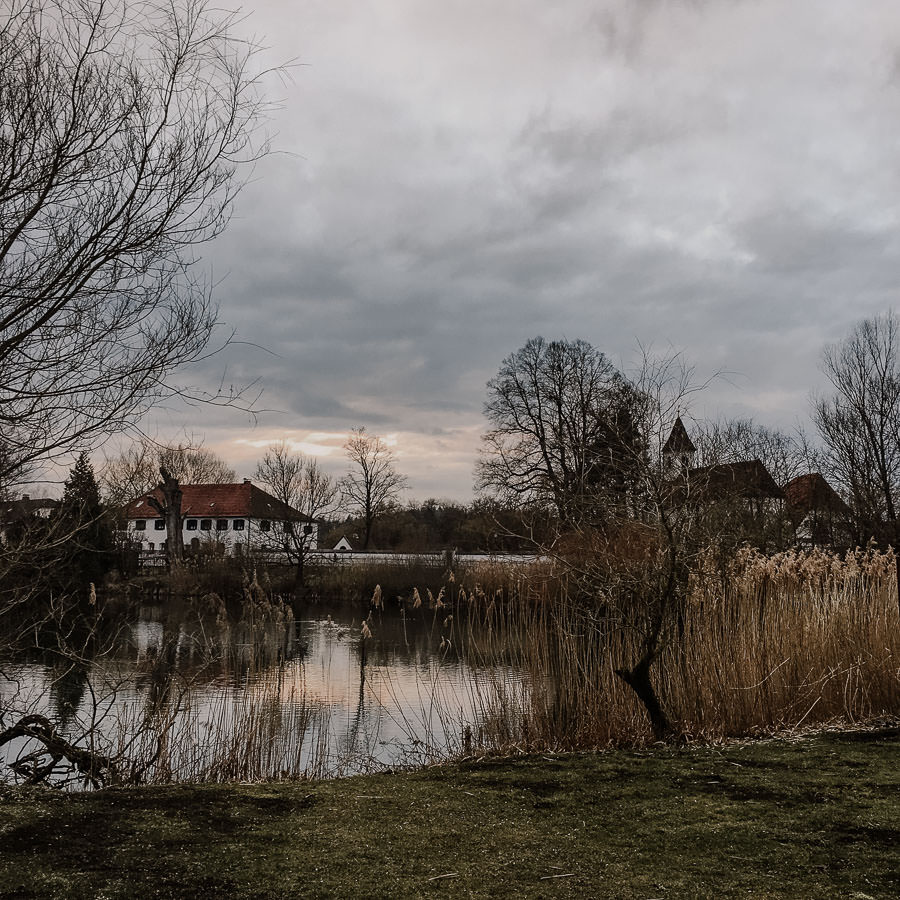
[0,714,119,788]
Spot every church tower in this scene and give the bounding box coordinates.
[663,416,696,477]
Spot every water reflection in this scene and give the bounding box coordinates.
[48,662,89,729]
[1,599,527,785]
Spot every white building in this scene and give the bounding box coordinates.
[123,480,317,557]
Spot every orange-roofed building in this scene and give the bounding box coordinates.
[123,480,316,557]
[783,473,851,548]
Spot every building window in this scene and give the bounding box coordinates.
[134,520,146,531]
[216,519,228,531]
[259,519,271,532]
[283,521,293,535]
[154,519,165,531]
[186,519,197,531]
[200,519,212,531]
[303,524,314,536]
[233,519,245,531]
[148,542,154,551]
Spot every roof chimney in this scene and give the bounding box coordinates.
[243,478,251,484]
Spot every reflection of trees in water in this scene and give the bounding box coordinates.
[130,607,303,690]
[350,604,461,668]
[137,637,179,713]
[48,662,89,730]
[3,594,520,785]
[343,637,368,759]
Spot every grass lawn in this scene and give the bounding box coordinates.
[0,727,897,899]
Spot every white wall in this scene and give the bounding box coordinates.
[127,516,319,555]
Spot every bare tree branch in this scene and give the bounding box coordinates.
[0,0,270,483]
[814,311,900,607]
[254,441,337,589]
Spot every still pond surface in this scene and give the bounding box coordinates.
[1,598,528,785]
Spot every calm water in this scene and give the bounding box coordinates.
[0,599,528,785]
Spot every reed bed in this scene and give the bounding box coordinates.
[670,546,899,737]
[112,670,330,784]
[439,546,900,753]
[307,557,452,603]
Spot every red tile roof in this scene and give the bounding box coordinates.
[687,459,784,500]
[124,483,310,522]
[783,473,848,515]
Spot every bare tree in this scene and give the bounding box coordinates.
[528,348,712,740]
[695,418,813,488]
[814,312,900,606]
[0,0,268,487]
[254,442,338,588]
[341,428,408,550]
[476,337,646,527]
[101,438,236,510]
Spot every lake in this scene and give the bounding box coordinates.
[0,594,530,787]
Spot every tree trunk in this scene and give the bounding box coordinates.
[147,468,183,568]
[615,653,675,742]
[295,551,305,592]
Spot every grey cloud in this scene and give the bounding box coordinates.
[155,0,900,498]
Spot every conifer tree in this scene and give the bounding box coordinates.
[58,453,114,587]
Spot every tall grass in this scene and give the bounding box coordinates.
[307,556,454,603]
[444,546,900,752]
[673,546,898,737]
[112,668,333,784]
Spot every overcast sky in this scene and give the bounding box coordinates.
[148,0,900,501]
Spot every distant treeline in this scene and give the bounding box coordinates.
[319,498,554,554]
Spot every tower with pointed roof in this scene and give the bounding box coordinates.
[663,416,696,477]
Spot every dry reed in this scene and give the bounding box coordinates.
[441,546,899,753]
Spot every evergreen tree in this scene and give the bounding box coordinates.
[58,453,114,587]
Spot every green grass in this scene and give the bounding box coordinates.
[1,728,897,899]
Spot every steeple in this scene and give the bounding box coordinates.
[663,416,696,476]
